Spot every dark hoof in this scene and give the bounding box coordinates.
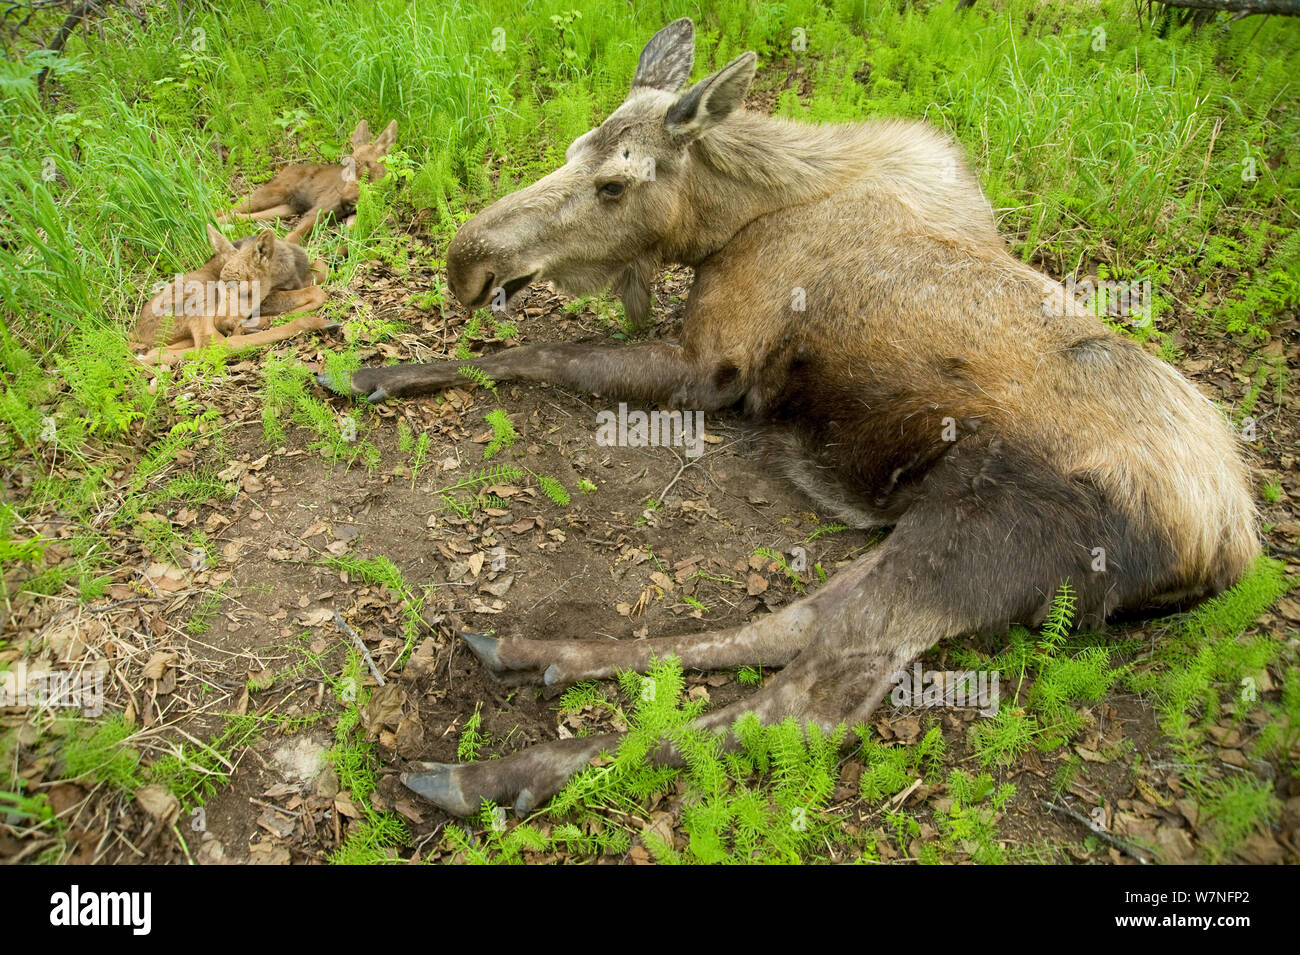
[315,371,350,395]
[400,763,476,816]
[514,788,541,815]
[458,631,558,689]
[459,630,502,670]
[315,370,386,403]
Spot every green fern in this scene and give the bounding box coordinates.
[752,546,802,592]
[458,702,486,762]
[534,474,570,507]
[483,408,516,460]
[1038,580,1076,656]
[558,682,607,715]
[457,364,499,394]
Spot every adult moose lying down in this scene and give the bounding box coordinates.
[322,19,1258,815]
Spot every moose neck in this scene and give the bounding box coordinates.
[665,111,998,265]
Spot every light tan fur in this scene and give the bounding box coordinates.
[130,225,331,366]
[218,119,398,244]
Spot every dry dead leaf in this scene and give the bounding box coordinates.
[135,785,180,823]
[334,793,361,819]
[141,651,177,681]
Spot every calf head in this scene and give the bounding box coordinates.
[216,228,277,286]
[444,18,756,327]
[348,119,399,181]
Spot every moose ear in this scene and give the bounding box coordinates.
[254,230,277,261]
[349,120,371,149]
[207,224,235,255]
[665,52,756,141]
[373,119,398,152]
[631,18,695,92]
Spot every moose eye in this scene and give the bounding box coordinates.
[598,180,626,198]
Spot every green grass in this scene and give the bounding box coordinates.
[148,714,266,812]
[328,651,410,864]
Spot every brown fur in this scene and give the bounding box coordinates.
[130,225,331,366]
[218,119,397,243]
[325,20,1260,816]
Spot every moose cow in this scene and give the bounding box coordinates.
[323,19,1257,816]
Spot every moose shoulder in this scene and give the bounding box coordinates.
[320,18,1258,816]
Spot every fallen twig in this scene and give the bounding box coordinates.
[1040,798,1152,864]
[333,609,384,686]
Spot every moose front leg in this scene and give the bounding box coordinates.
[324,340,745,409]
[285,205,330,245]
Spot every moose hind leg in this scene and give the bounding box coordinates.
[409,438,1177,816]
[222,180,294,220]
[459,548,883,688]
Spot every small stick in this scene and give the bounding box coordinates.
[1040,798,1151,864]
[333,609,384,685]
[171,823,195,865]
[888,777,923,810]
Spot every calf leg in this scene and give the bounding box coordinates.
[259,285,327,316]
[324,340,748,409]
[406,437,1175,816]
[240,203,298,223]
[137,288,332,366]
[220,180,295,221]
[285,205,328,245]
[222,309,334,352]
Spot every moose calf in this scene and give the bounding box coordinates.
[219,119,398,244]
[131,226,330,365]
